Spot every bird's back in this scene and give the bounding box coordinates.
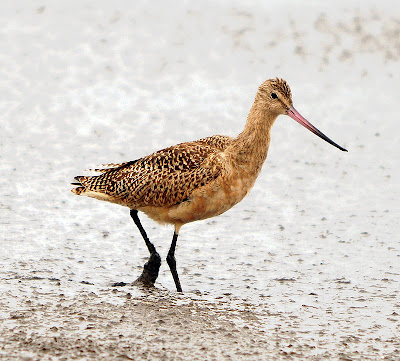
[72,135,233,208]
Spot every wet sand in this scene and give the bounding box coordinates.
[1,0,399,359]
[2,278,399,360]
[0,282,286,360]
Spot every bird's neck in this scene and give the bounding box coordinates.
[227,102,277,172]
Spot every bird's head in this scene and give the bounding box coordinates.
[256,78,347,152]
[256,78,293,116]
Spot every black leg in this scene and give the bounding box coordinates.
[130,209,161,286]
[166,231,183,292]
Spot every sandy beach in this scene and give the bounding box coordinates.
[0,0,399,359]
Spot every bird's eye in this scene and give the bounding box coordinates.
[271,93,278,99]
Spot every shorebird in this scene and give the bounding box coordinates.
[72,78,347,292]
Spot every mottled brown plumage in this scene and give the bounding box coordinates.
[71,78,347,292]
[73,135,232,209]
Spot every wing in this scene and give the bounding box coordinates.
[72,135,233,207]
[85,162,133,173]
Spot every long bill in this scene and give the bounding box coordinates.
[286,106,347,152]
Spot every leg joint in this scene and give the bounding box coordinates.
[166,252,176,267]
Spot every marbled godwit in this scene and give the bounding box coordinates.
[72,78,347,292]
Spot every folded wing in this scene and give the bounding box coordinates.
[71,135,232,208]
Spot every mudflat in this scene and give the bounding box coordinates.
[1,0,399,359]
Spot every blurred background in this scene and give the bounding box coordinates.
[0,0,399,355]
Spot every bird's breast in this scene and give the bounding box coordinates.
[164,165,259,225]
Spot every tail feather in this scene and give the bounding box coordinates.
[71,173,111,196]
[71,176,88,195]
[71,160,137,197]
[85,161,132,173]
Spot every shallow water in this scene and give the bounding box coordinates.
[0,0,399,359]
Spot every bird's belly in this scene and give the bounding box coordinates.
[165,173,257,225]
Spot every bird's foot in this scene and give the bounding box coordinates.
[134,252,161,287]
